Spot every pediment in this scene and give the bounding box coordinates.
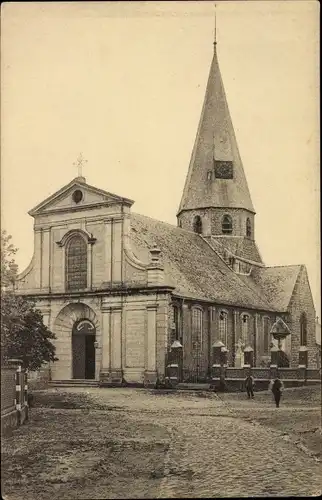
[28,178,134,216]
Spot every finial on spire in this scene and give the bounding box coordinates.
[73,153,88,178]
[214,3,217,48]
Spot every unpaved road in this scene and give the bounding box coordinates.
[2,387,321,498]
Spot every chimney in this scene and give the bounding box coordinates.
[147,244,164,285]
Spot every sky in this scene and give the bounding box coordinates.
[1,1,320,318]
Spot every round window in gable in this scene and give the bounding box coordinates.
[72,190,83,204]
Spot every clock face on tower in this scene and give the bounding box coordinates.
[214,160,234,179]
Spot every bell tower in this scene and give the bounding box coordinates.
[177,36,263,265]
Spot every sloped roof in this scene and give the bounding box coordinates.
[246,265,302,312]
[178,46,254,215]
[130,213,275,311]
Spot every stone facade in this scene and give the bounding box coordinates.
[15,179,174,385]
[14,41,318,383]
[15,177,317,380]
[177,207,255,241]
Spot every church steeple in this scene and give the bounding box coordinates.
[178,43,254,218]
[177,36,263,264]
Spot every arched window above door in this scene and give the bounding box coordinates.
[66,234,88,290]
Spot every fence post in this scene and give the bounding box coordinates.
[166,340,183,386]
[243,346,254,367]
[211,341,224,382]
[299,346,308,368]
[17,364,22,425]
[24,371,29,421]
[7,359,23,425]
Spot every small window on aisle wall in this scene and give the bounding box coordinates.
[300,313,307,346]
[222,214,233,234]
[192,308,203,350]
[241,314,249,344]
[193,215,202,234]
[263,317,270,354]
[172,305,179,340]
[219,310,228,346]
[246,218,252,238]
[66,234,87,290]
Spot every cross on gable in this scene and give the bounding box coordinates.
[73,153,88,177]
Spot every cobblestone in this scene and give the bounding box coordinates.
[61,387,322,497]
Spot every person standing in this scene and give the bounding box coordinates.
[245,374,255,399]
[269,377,284,407]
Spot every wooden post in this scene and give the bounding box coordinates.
[299,346,308,368]
[24,371,29,421]
[244,346,254,367]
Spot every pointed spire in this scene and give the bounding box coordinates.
[214,3,217,47]
[177,40,255,216]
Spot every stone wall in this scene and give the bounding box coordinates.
[35,290,171,385]
[1,367,16,416]
[1,363,28,435]
[288,266,317,368]
[177,207,255,240]
[170,299,283,370]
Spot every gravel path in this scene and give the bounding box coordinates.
[71,387,322,497]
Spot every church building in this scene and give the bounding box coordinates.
[15,40,317,385]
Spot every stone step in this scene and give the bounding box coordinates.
[48,380,99,387]
[177,383,211,391]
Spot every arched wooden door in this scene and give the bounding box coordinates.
[72,319,96,379]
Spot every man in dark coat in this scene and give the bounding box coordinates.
[245,375,255,399]
[269,378,284,407]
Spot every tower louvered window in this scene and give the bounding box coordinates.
[246,218,252,238]
[193,215,203,234]
[222,215,233,234]
[66,235,87,290]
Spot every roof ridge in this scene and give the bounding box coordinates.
[264,264,303,270]
[132,212,198,235]
[201,236,274,310]
[235,273,275,311]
